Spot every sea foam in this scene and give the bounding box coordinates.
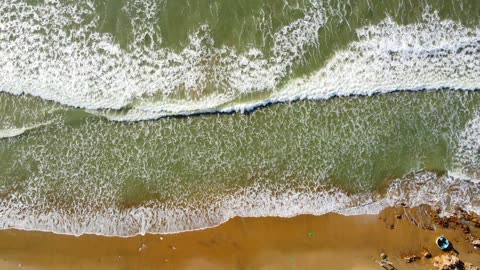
[2,1,478,121]
[105,10,480,120]
[450,111,480,181]
[0,0,326,114]
[1,1,480,237]
[0,171,478,236]
[275,11,480,102]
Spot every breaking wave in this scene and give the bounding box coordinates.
[119,11,480,120]
[0,1,479,120]
[0,0,326,115]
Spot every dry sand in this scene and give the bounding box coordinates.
[0,205,479,270]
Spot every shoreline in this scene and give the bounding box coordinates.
[0,205,479,270]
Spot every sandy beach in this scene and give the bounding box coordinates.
[0,205,479,270]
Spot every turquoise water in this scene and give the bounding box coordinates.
[0,0,480,236]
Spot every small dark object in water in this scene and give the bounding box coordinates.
[436,236,451,251]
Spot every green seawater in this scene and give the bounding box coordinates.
[0,0,479,235]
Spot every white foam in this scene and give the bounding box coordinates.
[105,10,480,121]
[0,0,326,115]
[1,2,479,120]
[0,121,53,139]
[384,172,480,217]
[274,10,480,102]
[0,127,27,139]
[1,170,479,236]
[450,111,480,180]
[1,2,480,237]
[0,181,356,236]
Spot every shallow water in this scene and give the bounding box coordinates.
[0,0,479,236]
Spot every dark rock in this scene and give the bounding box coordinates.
[422,248,432,258]
[472,218,480,228]
[472,239,480,249]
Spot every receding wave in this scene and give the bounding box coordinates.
[0,171,478,236]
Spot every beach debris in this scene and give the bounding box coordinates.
[289,256,295,264]
[433,254,464,270]
[395,214,402,220]
[403,254,420,263]
[471,239,480,249]
[464,262,480,270]
[465,263,479,270]
[376,253,397,270]
[432,206,480,230]
[465,234,476,243]
[473,220,480,228]
[376,258,396,270]
[422,248,432,258]
[138,243,147,252]
[308,231,314,237]
[471,216,480,228]
[160,236,164,240]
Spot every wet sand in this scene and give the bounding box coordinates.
[0,206,479,270]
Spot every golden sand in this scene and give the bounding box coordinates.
[0,206,479,270]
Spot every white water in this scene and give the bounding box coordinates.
[0,127,28,139]
[1,1,479,121]
[0,0,326,114]
[0,121,55,139]
[450,111,480,181]
[104,10,480,120]
[276,11,480,102]
[1,1,480,237]
[0,171,478,236]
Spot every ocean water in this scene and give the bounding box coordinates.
[0,0,480,236]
